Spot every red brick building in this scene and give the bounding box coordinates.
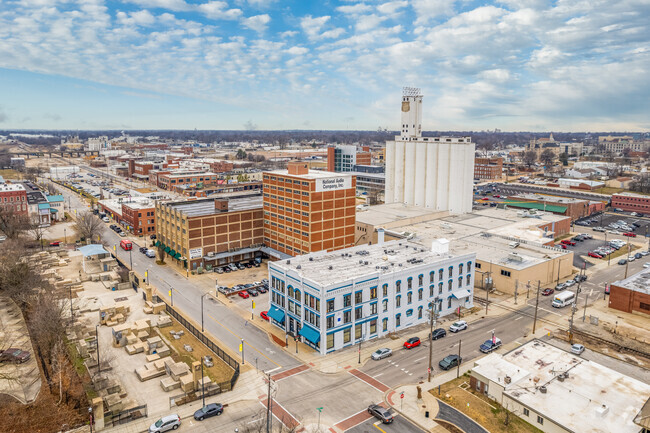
[0,183,28,216]
[609,270,650,315]
[99,197,156,235]
[210,160,234,173]
[611,192,650,214]
[263,162,356,256]
[474,157,503,180]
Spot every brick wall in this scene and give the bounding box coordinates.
[609,284,650,315]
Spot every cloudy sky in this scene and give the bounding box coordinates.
[0,0,648,131]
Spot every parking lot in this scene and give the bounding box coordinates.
[579,212,650,236]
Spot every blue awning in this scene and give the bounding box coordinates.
[298,325,321,344]
[268,307,285,324]
[78,244,108,256]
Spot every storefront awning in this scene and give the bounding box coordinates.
[268,307,285,324]
[450,290,472,300]
[174,252,182,259]
[155,240,161,247]
[164,246,171,253]
[298,325,321,344]
[170,249,176,257]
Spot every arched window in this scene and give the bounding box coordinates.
[459,263,464,274]
[448,266,454,277]
[429,285,434,297]
[418,306,423,319]
[458,277,463,288]
[439,269,444,280]
[429,271,435,283]
[438,282,443,295]
[466,275,471,286]
[287,285,294,299]
[396,280,401,293]
[467,261,472,272]
[294,289,301,302]
[418,288,423,301]
[407,277,413,289]
[407,291,413,304]
[447,298,452,308]
[418,274,423,286]
[448,279,453,291]
[382,299,388,312]
[382,283,388,297]
[396,295,401,308]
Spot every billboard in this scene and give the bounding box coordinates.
[189,247,203,259]
[315,176,352,192]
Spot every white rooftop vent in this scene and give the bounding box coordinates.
[508,253,524,262]
[596,405,609,417]
[431,238,450,254]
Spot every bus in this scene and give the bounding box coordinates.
[552,291,575,308]
[120,239,132,251]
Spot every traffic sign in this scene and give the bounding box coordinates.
[427,367,431,373]
[400,392,404,399]
[316,407,323,412]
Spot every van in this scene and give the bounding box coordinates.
[120,240,132,251]
[552,291,575,308]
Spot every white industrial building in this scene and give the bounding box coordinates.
[49,165,80,180]
[385,88,475,214]
[267,236,476,355]
[87,136,110,151]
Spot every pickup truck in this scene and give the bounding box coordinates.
[479,337,502,353]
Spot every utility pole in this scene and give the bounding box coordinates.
[427,299,438,382]
[201,293,206,332]
[456,339,462,378]
[532,281,541,334]
[241,339,245,365]
[485,270,491,315]
[266,372,273,433]
[568,285,579,344]
[95,325,100,376]
[582,287,590,322]
[201,360,205,407]
[624,241,630,279]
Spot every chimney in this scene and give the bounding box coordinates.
[431,238,450,254]
[377,228,385,246]
[287,161,309,175]
[214,199,229,211]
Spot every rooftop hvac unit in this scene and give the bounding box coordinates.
[309,257,313,261]
[286,260,290,264]
[509,252,524,262]
[504,376,511,384]
[328,265,333,270]
[539,386,547,394]
[296,265,301,269]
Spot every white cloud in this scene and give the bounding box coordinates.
[355,14,388,32]
[197,1,243,20]
[377,1,408,17]
[336,3,372,15]
[412,0,456,24]
[286,46,308,55]
[123,0,191,11]
[116,10,156,27]
[241,14,270,33]
[300,15,330,39]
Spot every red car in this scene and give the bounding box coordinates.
[559,244,567,249]
[49,241,61,247]
[588,252,603,259]
[623,232,636,237]
[541,288,554,296]
[493,195,501,198]
[481,197,490,201]
[561,240,576,246]
[238,291,249,299]
[403,337,421,349]
[260,311,269,321]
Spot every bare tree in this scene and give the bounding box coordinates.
[28,216,47,250]
[0,240,40,307]
[522,151,537,168]
[0,206,30,239]
[73,211,102,242]
[540,148,556,168]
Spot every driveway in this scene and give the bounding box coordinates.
[435,400,489,433]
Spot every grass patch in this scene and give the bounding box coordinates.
[607,244,640,260]
[0,169,22,180]
[156,317,235,385]
[593,187,624,195]
[431,376,544,433]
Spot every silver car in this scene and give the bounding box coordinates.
[149,414,181,433]
[571,344,585,355]
[371,348,392,360]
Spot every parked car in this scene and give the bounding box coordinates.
[571,344,585,355]
[139,246,148,253]
[148,414,181,433]
[119,231,127,237]
[623,232,637,237]
[102,216,110,222]
[564,280,575,287]
[430,328,447,340]
[247,288,259,297]
[439,354,462,370]
[618,259,627,265]
[49,241,61,247]
[215,267,224,274]
[227,264,238,272]
[480,337,502,353]
[629,256,636,262]
[203,355,213,367]
[593,227,606,232]
[260,311,269,321]
[238,291,249,299]
[371,348,393,360]
[193,403,223,421]
[541,288,554,296]
[635,252,643,260]
[449,320,468,333]
[145,249,156,258]
[0,348,30,364]
[561,240,576,246]
[368,404,393,424]
[403,337,421,349]
[587,252,602,259]
[555,283,567,291]
[559,244,567,249]
[643,262,650,268]
[237,262,246,270]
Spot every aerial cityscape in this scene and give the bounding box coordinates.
[1,2,649,433]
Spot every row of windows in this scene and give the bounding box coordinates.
[326,320,377,349]
[264,176,310,187]
[1,195,26,202]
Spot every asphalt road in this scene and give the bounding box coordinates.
[347,416,423,433]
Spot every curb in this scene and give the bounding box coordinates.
[382,387,433,433]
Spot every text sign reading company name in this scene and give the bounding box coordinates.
[315,176,351,192]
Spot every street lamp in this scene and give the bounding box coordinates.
[95,325,100,376]
[64,228,67,244]
[201,293,209,332]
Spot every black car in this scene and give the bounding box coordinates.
[247,288,259,297]
[257,286,268,294]
[368,404,393,424]
[439,354,462,370]
[193,403,223,421]
[430,328,447,340]
[139,246,148,253]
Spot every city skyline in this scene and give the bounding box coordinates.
[0,0,648,132]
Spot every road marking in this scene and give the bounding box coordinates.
[401,368,405,371]
[207,313,281,368]
[373,373,384,378]
[247,418,264,424]
[404,370,409,374]
[538,307,562,317]
[394,364,399,367]
[265,366,281,374]
[373,422,388,433]
[414,356,427,363]
[514,316,524,321]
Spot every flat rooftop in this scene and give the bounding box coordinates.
[614,191,650,199]
[164,171,217,178]
[356,203,448,227]
[271,239,474,287]
[613,269,650,294]
[474,339,650,433]
[161,196,262,217]
[265,169,353,180]
[0,183,25,192]
[509,193,586,204]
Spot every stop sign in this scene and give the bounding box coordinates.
[400,392,404,399]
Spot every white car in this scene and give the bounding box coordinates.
[643,262,650,268]
[571,344,585,355]
[449,320,468,333]
[149,414,181,433]
[145,249,156,258]
[102,216,110,222]
[371,348,392,360]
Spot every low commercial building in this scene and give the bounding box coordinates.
[356,205,574,294]
[327,145,372,172]
[557,178,604,191]
[22,182,50,225]
[46,194,64,221]
[504,193,606,221]
[267,239,475,354]
[470,339,650,433]
[50,166,79,180]
[612,192,650,214]
[0,183,28,217]
[349,171,385,202]
[608,269,650,315]
[474,157,503,180]
[158,170,219,191]
[99,197,156,236]
[155,196,264,271]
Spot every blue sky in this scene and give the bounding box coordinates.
[0,0,648,131]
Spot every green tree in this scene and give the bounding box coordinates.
[558,152,569,166]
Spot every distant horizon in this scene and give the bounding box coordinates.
[1,1,648,132]
[1,129,647,135]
